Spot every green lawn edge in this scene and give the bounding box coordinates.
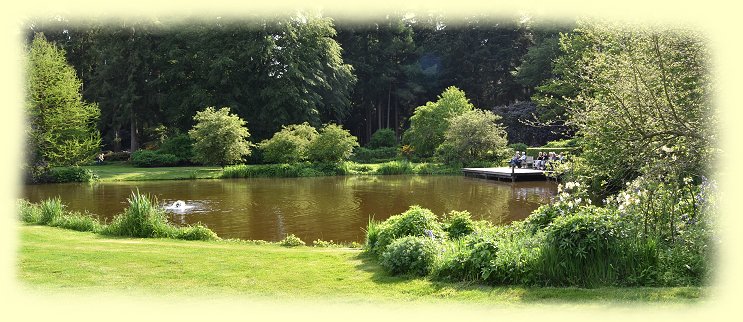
[18,225,705,305]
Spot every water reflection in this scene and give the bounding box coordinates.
[22,176,557,242]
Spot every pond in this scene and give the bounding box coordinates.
[22,175,557,243]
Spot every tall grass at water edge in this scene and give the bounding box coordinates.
[18,192,218,241]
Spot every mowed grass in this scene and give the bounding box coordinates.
[81,163,223,181]
[18,225,705,305]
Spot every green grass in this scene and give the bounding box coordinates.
[82,163,223,181]
[81,162,462,182]
[18,225,705,305]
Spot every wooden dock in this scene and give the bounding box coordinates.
[462,167,547,182]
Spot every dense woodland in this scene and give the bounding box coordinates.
[27,14,568,151]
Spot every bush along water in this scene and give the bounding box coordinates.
[364,178,715,287]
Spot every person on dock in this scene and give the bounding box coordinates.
[509,152,522,168]
[519,152,527,168]
[536,152,544,170]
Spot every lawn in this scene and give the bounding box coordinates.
[81,163,223,181]
[18,225,705,306]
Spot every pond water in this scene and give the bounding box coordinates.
[22,175,557,243]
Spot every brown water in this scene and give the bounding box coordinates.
[22,175,557,243]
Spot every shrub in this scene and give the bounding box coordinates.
[102,151,131,161]
[368,128,397,148]
[403,86,474,158]
[380,236,438,276]
[189,106,252,167]
[38,197,64,225]
[18,199,41,223]
[47,167,98,183]
[312,239,343,247]
[159,133,194,163]
[368,205,445,255]
[435,109,508,166]
[433,232,499,282]
[351,146,398,163]
[279,234,306,247]
[443,210,475,239]
[131,150,179,167]
[523,204,562,234]
[259,122,318,163]
[508,142,528,153]
[536,205,656,287]
[307,123,359,163]
[101,191,173,238]
[413,163,460,175]
[376,160,414,175]
[49,211,102,233]
[175,224,220,241]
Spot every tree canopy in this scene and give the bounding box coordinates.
[189,107,252,167]
[25,33,101,168]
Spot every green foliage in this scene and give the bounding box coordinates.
[102,191,172,238]
[101,151,131,162]
[367,205,445,255]
[508,143,528,153]
[189,107,252,167]
[554,22,713,197]
[368,128,397,148]
[279,234,306,247]
[25,33,101,168]
[525,147,577,157]
[38,197,64,225]
[221,162,351,178]
[380,236,437,276]
[130,150,180,167]
[174,224,220,241]
[435,109,508,166]
[158,133,195,163]
[306,123,359,163]
[537,205,655,287]
[47,167,98,183]
[376,160,414,175]
[18,200,41,223]
[403,86,474,158]
[432,232,501,282]
[49,211,102,233]
[443,210,475,239]
[351,147,398,163]
[259,122,319,164]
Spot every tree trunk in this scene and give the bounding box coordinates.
[386,83,391,129]
[130,113,139,152]
[377,101,382,132]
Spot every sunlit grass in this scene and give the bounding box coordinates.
[19,225,705,305]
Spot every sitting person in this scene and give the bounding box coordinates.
[535,152,544,170]
[519,151,527,168]
[509,152,521,168]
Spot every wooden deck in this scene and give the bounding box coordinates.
[462,167,547,182]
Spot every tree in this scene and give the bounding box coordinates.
[435,109,508,165]
[188,107,252,167]
[402,86,474,157]
[557,21,713,197]
[306,123,359,163]
[259,122,319,163]
[25,33,101,168]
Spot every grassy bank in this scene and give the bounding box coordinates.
[18,225,704,305]
[80,161,464,182]
[81,163,223,181]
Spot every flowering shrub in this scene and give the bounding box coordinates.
[279,234,306,247]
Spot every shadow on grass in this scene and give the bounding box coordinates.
[352,252,704,303]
